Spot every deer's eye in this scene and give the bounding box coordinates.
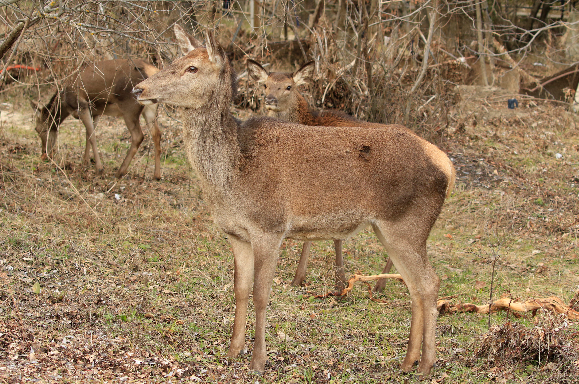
[286,86,292,91]
[186,66,198,74]
[264,84,267,89]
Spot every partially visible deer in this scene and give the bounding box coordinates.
[31,59,162,179]
[247,59,402,292]
[133,25,455,376]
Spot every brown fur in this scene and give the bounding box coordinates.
[133,25,455,376]
[31,59,162,179]
[247,59,456,291]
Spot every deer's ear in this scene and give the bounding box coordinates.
[174,24,203,55]
[30,100,42,112]
[247,60,269,83]
[293,61,315,86]
[204,30,222,65]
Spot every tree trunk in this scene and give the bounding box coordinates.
[475,0,488,86]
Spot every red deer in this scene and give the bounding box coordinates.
[247,59,406,292]
[133,25,455,376]
[31,59,161,179]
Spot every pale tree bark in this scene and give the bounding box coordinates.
[475,0,489,86]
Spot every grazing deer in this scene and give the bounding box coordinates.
[133,25,455,376]
[247,59,402,292]
[31,59,162,179]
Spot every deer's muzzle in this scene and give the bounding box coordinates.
[132,87,157,105]
[264,95,279,111]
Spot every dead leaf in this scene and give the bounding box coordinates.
[475,280,486,290]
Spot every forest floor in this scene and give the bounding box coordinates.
[0,83,578,383]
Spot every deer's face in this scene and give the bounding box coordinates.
[133,49,222,109]
[262,73,297,113]
[31,103,56,158]
[247,60,315,115]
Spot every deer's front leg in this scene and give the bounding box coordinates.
[227,236,254,358]
[249,233,282,372]
[142,104,162,180]
[78,109,103,175]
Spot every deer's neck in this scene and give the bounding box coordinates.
[267,94,315,125]
[183,102,240,199]
[295,95,316,126]
[45,92,72,128]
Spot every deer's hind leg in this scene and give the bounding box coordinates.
[333,240,346,292]
[372,221,439,376]
[291,241,311,286]
[374,258,394,293]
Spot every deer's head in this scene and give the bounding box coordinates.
[133,25,235,109]
[30,99,58,159]
[247,60,314,114]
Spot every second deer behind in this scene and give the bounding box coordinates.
[247,59,413,292]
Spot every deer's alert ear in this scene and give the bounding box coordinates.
[204,30,222,66]
[174,24,203,55]
[293,61,315,86]
[247,60,269,83]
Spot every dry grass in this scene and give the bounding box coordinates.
[1,78,579,383]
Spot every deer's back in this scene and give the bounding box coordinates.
[71,59,158,105]
[234,117,450,235]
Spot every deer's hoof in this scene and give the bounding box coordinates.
[374,279,387,293]
[249,357,265,373]
[400,356,419,373]
[226,346,245,359]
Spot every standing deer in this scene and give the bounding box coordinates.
[247,59,407,292]
[133,25,455,376]
[31,59,162,179]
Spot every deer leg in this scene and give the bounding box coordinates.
[83,115,100,166]
[417,266,439,375]
[333,240,346,292]
[44,127,58,160]
[374,258,394,293]
[117,109,144,178]
[249,232,282,372]
[227,236,254,359]
[78,109,103,175]
[291,241,311,286]
[143,104,161,180]
[372,222,439,376]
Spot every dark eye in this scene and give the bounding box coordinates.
[264,84,267,89]
[286,86,292,91]
[186,66,198,74]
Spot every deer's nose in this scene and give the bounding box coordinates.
[132,88,143,99]
[265,95,277,106]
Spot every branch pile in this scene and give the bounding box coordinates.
[316,272,579,320]
[476,314,579,378]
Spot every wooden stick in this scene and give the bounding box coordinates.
[437,296,579,320]
[312,272,404,298]
[312,273,579,321]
